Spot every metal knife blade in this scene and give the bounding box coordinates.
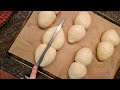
[36,18,66,66]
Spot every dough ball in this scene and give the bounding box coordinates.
[97,41,114,61]
[38,11,56,28]
[68,25,86,44]
[35,44,56,67]
[42,26,65,50]
[74,11,91,29]
[75,47,93,66]
[54,11,60,15]
[68,62,87,79]
[101,29,120,47]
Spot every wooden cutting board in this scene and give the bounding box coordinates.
[9,11,120,79]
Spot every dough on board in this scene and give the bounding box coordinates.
[101,29,120,47]
[68,25,86,44]
[54,11,60,15]
[68,62,87,79]
[75,47,93,66]
[42,26,65,50]
[97,41,114,61]
[38,11,56,28]
[35,44,56,67]
[74,11,91,29]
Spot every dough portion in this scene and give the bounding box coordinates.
[101,29,120,47]
[68,25,86,44]
[35,44,56,67]
[75,47,93,66]
[54,11,60,15]
[68,62,87,79]
[74,11,91,29]
[38,11,56,28]
[42,26,65,50]
[97,41,114,61]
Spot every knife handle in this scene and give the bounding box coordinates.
[21,65,38,79]
[30,65,38,79]
[21,74,30,79]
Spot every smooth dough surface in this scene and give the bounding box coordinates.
[35,44,56,67]
[97,41,114,61]
[38,11,56,28]
[42,26,65,50]
[75,47,93,66]
[68,25,86,44]
[68,62,87,79]
[74,11,91,29]
[101,29,120,47]
[54,11,60,15]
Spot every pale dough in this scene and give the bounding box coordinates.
[38,11,56,28]
[75,47,93,66]
[68,62,87,79]
[101,29,120,47]
[35,44,56,67]
[68,25,86,44]
[42,26,65,50]
[97,41,114,61]
[54,11,60,15]
[74,11,91,29]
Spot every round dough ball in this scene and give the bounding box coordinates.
[68,62,87,79]
[75,47,93,66]
[101,29,120,47]
[74,11,91,29]
[68,25,86,44]
[35,44,56,67]
[42,26,65,50]
[38,11,56,28]
[97,41,114,61]
[54,11,60,15]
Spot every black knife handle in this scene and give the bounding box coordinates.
[20,74,30,79]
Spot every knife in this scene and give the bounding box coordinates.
[36,17,65,66]
[22,17,66,79]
